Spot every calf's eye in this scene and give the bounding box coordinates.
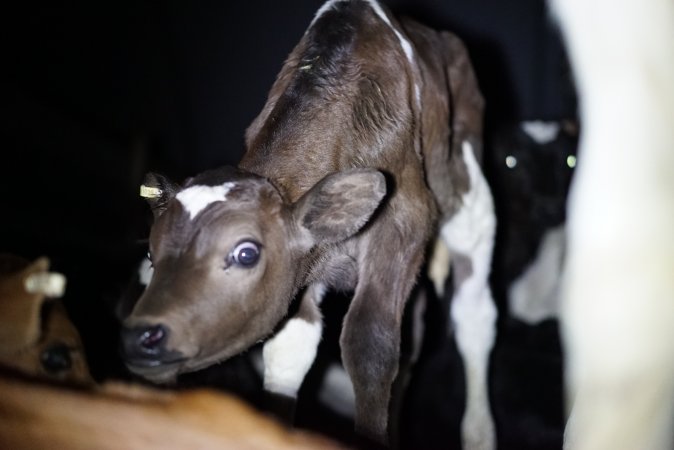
[41,343,72,374]
[505,155,518,169]
[231,241,261,267]
[566,154,577,168]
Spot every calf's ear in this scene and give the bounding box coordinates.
[293,169,387,246]
[140,173,180,219]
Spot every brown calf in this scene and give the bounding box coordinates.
[122,0,497,447]
[0,373,346,449]
[0,255,92,385]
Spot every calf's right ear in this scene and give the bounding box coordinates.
[140,172,180,219]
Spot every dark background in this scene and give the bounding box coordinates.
[1,0,574,448]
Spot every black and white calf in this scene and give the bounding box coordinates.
[488,119,578,324]
[120,1,497,447]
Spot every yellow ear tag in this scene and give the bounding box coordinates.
[140,185,163,199]
[25,272,67,298]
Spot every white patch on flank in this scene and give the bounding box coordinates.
[176,182,235,220]
[138,258,154,287]
[441,142,496,259]
[440,141,498,450]
[263,318,323,398]
[318,363,356,418]
[521,120,561,144]
[509,225,566,324]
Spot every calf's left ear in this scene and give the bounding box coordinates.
[293,169,387,246]
[140,172,180,219]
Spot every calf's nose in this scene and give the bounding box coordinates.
[120,323,169,361]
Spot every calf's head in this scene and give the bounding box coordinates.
[0,255,92,385]
[121,167,385,383]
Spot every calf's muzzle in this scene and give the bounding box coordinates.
[120,323,183,368]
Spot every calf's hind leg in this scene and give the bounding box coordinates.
[442,141,497,450]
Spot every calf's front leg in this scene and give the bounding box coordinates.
[340,230,429,445]
[262,283,324,422]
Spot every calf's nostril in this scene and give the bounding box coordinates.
[139,325,166,351]
[121,323,171,361]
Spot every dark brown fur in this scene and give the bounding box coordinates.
[123,1,484,444]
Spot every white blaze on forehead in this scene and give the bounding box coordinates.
[176,182,236,220]
[521,120,561,144]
